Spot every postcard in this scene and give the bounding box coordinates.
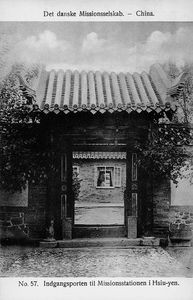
[0,0,193,299]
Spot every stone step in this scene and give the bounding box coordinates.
[39,237,161,248]
[73,225,126,238]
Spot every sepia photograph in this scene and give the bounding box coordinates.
[0,1,193,296]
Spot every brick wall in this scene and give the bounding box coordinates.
[0,183,47,240]
[25,184,47,239]
[0,210,28,240]
[169,206,193,229]
[168,206,193,244]
[74,159,126,204]
[0,187,28,207]
[152,179,171,237]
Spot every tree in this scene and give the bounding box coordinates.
[135,123,191,185]
[134,62,193,184]
[0,64,52,192]
[164,62,193,124]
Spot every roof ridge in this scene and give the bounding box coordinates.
[45,63,168,77]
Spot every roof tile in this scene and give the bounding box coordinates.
[22,64,184,114]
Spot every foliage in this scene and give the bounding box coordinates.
[0,123,54,192]
[177,69,193,124]
[135,122,192,184]
[0,65,51,192]
[164,62,193,123]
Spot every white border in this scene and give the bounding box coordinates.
[0,0,193,22]
[0,278,193,300]
[1,0,193,300]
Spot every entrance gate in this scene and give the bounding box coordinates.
[59,148,139,239]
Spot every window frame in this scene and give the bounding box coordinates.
[95,165,122,189]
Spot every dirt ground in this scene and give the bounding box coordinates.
[75,206,124,224]
[0,245,193,277]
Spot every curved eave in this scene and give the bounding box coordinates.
[167,72,188,97]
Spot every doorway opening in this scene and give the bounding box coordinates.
[73,152,126,226]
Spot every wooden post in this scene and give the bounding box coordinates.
[126,151,138,238]
[60,140,73,239]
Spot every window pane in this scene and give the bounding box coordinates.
[106,167,114,187]
[97,167,105,187]
[115,167,121,187]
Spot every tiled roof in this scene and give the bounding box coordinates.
[25,64,185,114]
